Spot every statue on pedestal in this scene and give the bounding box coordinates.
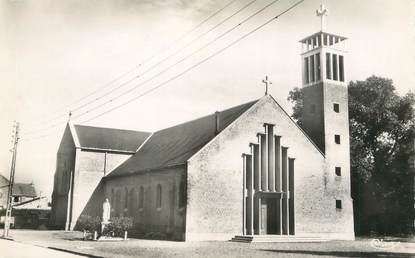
[103,198,111,222]
[101,198,111,233]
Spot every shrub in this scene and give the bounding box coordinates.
[103,217,133,237]
[77,215,101,232]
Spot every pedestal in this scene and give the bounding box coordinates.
[101,221,109,233]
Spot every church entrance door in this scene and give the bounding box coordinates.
[260,201,267,234]
[260,198,279,235]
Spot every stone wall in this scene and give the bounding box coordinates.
[70,150,131,230]
[186,96,354,241]
[103,166,186,240]
[50,125,75,229]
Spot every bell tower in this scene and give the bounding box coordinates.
[299,4,349,155]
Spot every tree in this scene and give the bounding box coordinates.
[287,76,415,235]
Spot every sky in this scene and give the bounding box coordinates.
[0,0,414,199]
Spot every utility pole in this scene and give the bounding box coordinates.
[2,121,20,238]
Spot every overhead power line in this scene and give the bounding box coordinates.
[80,0,306,123]
[70,0,283,120]
[22,0,277,137]
[21,0,305,141]
[23,0,239,132]
[50,0,258,121]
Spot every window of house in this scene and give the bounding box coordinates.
[336,200,342,209]
[333,103,340,113]
[335,167,342,176]
[335,134,341,144]
[13,196,20,203]
[332,54,338,81]
[326,53,331,79]
[339,55,345,82]
[156,184,162,209]
[138,186,144,209]
[304,57,309,84]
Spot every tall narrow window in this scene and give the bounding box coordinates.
[310,55,315,82]
[124,187,129,215]
[335,134,341,144]
[339,55,345,82]
[336,200,342,209]
[179,181,186,208]
[111,189,115,209]
[317,35,321,47]
[335,167,342,176]
[333,103,340,113]
[332,54,338,81]
[115,189,121,216]
[304,57,309,84]
[316,53,321,81]
[138,186,144,209]
[156,184,162,209]
[323,34,328,46]
[326,53,331,79]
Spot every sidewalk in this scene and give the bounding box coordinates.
[0,238,85,258]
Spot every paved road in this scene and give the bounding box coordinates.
[0,238,84,258]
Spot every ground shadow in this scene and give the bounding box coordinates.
[261,249,414,257]
[48,247,104,258]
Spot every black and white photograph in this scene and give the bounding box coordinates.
[0,0,414,257]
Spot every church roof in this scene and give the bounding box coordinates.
[106,99,259,178]
[73,125,151,153]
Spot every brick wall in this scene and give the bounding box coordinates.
[70,150,131,230]
[50,125,75,228]
[186,96,354,241]
[104,166,186,240]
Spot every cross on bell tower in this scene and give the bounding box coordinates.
[299,4,349,154]
[316,4,328,32]
[262,76,272,96]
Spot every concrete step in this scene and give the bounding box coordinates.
[231,235,329,243]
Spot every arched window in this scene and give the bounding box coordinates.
[129,188,137,215]
[178,181,186,208]
[156,184,162,209]
[110,188,115,214]
[124,187,129,216]
[138,186,144,209]
[115,189,121,217]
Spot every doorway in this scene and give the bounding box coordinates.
[260,198,279,234]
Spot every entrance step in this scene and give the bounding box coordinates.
[231,235,329,243]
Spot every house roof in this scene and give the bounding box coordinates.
[73,125,151,152]
[12,183,37,197]
[106,99,259,178]
[1,173,37,197]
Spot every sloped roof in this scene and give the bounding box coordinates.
[12,183,37,197]
[1,175,37,197]
[107,99,259,178]
[73,125,151,152]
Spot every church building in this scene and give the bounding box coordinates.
[50,6,355,241]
